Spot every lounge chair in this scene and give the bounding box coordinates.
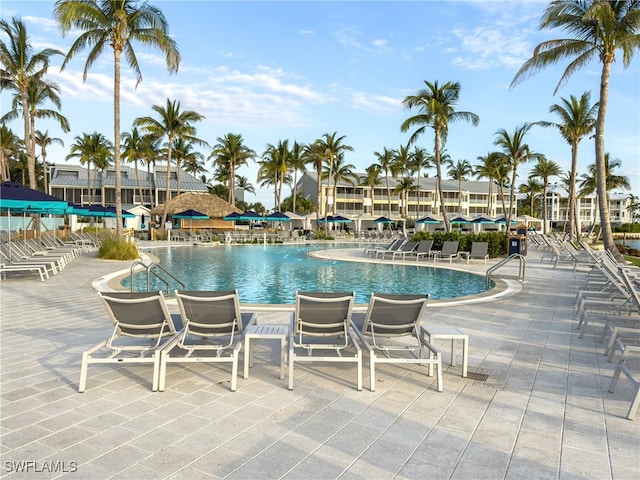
[79,291,179,392]
[364,238,403,258]
[351,293,443,392]
[411,240,435,262]
[433,241,460,263]
[159,290,257,392]
[391,241,419,260]
[459,242,489,264]
[289,291,362,390]
[608,343,640,420]
[377,239,409,259]
[0,262,48,281]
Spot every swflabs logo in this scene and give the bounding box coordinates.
[4,460,78,473]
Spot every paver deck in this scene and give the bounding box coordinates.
[1,242,638,479]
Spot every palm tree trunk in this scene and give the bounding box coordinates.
[176,160,181,196]
[147,163,154,209]
[568,142,579,241]
[113,49,123,237]
[595,60,622,262]
[42,148,48,194]
[162,138,174,226]
[21,92,36,189]
[135,161,144,205]
[434,130,449,232]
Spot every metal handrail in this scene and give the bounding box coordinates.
[129,260,185,294]
[486,253,526,285]
[306,242,326,257]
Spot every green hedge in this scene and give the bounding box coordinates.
[411,230,508,257]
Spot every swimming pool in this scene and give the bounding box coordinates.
[130,244,493,304]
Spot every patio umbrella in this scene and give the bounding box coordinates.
[471,215,495,224]
[238,210,264,221]
[223,211,242,221]
[495,216,517,224]
[373,216,394,224]
[329,215,352,223]
[0,181,68,213]
[416,215,442,224]
[450,215,471,224]
[265,211,291,222]
[173,209,209,231]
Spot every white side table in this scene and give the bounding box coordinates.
[243,325,288,380]
[420,325,468,377]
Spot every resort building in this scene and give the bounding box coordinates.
[544,183,635,230]
[49,163,209,208]
[296,172,517,220]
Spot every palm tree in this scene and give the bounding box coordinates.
[579,153,631,229]
[210,133,256,207]
[510,0,639,262]
[172,137,204,196]
[407,146,432,217]
[520,177,544,217]
[121,127,146,205]
[474,151,502,215]
[260,140,292,211]
[139,133,161,208]
[55,0,180,236]
[134,99,205,224]
[66,131,112,205]
[447,159,473,214]
[235,175,255,198]
[530,156,562,234]
[34,130,64,193]
[302,141,326,222]
[393,177,415,218]
[360,165,383,216]
[288,141,306,214]
[401,80,479,232]
[493,162,512,222]
[0,125,22,182]
[316,132,354,220]
[0,17,62,189]
[493,123,543,229]
[327,154,358,215]
[535,92,598,240]
[373,147,395,217]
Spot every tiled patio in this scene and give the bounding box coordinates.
[1,243,638,479]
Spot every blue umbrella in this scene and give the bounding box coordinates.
[265,211,291,222]
[495,216,517,224]
[238,210,264,221]
[416,215,442,224]
[173,209,209,220]
[471,215,495,224]
[0,181,68,213]
[373,216,394,224]
[223,211,242,221]
[450,215,471,224]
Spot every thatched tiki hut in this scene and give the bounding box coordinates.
[151,192,241,230]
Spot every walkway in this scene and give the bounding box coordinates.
[0,244,638,479]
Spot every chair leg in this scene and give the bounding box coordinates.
[435,355,443,392]
[369,354,376,392]
[356,351,363,392]
[158,353,167,392]
[78,353,89,393]
[288,342,294,390]
[231,352,238,392]
[152,355,161,392]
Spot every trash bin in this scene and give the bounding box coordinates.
[508,235,527,255]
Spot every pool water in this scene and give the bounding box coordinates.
[130,244,493,304]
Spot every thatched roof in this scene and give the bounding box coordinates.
[151,192,241,218]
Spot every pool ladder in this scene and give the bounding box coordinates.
[306,242,326,257]
[129,261,185,294]
[486,254,526,285]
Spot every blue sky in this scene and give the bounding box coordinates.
[2,0,639,209]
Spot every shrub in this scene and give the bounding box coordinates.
[97,236,140,260]
[411,230,508,257]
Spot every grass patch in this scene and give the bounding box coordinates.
[624,255,640,267]
[97,237,140,260]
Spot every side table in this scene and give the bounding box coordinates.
[243,324,288,380]
[420,325,468,377]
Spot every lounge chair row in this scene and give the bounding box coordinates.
[0,235,85,281]
[568,244,640,420]
[364,239,489,264]
[80,290,445,394]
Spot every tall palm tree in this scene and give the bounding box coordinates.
[493,123,543,229]
[530,157,561,233]
[373,147,395,217]
[258,141,292,212]
[407,146,432,217]
[447,159,473,214]
[302,141,326,222]
[121,127,145,205]
[210,133,256,207]
[34,130,64,193]
[360,165,383,216]
[474,151,502,215]
[535,92,598,240]
[55,0,180,236]
[510,0,639,261]
[393,177,415,218]
[235,175,255,198]
[326,154,358,216]
[66,131,112,204]
[288,141,306,214]
[139,133,161,208]
[316,132,354,220]
[493,162,512,222]
[0,17,62,189]
[401,80,479,232]
[134,99,205,224]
